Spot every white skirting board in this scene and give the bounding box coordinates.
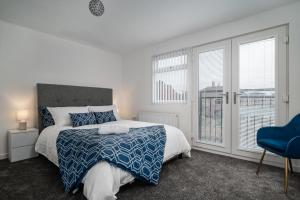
[138,111,179,128]
[0,153,8,160]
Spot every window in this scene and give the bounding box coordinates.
[152,50,189,104]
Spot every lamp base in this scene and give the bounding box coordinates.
[18,122,27,130]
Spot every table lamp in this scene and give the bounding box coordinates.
[17,109,28,130]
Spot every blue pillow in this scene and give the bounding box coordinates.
[93,110,117,124]
[69,112,97,127]
[39,106,55,129]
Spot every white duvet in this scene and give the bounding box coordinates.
[35,120,191,200]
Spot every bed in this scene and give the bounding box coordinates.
[34,83,191,200]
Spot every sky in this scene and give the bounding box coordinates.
[198,38,275,90]
[154,37,275,93]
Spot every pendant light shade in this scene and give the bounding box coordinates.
[89,0,105,17]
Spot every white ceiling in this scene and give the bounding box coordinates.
[0,0,298,53]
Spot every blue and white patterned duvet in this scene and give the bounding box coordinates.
[56,126,166,192]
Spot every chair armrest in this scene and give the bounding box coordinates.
[257,127,287,140]
[286,136,300,158]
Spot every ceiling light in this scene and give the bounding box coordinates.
[89,0,105,17]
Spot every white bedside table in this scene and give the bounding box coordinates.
[8,128,39,162]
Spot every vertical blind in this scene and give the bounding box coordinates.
[152,49,189,104]
[239,38,276,151]
[197,48,224,145]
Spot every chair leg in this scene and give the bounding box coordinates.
[284,157,289,194]
[289,158,294,174]
[256,149,266,176]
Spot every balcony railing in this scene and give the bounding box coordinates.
[198,93,275,150]
[199,96,223,144]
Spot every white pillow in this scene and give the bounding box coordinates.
[88,105,120,120]
[47,106,89,126]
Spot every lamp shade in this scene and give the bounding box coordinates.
[17,110,28,122]
[89,0,105,16]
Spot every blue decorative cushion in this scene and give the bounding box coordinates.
[39,106,55,129]
[69,112,97,127]
[93,110,117,124]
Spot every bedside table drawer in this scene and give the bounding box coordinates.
[10,145,38,162]
[10,132,38,148]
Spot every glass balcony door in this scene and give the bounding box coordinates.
[192,40,232,153]
[231,26,288,158]
[193,26,288,159]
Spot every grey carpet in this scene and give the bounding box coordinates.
[0,150,299,200]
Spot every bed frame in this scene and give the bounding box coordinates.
[37,83,113,132]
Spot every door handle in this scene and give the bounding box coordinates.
[233,92,242,104]
[220,92,229,104]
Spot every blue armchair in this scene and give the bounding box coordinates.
[256,113,300,193]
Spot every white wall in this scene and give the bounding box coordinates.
[0,20,123,159]
[122,1,300,144]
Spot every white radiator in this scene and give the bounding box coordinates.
[138,111,179,128]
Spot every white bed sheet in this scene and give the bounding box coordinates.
[35,120,191,200]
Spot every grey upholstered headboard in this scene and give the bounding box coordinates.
[37,83,113,132]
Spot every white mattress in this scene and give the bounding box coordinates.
[35,120,191,200]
